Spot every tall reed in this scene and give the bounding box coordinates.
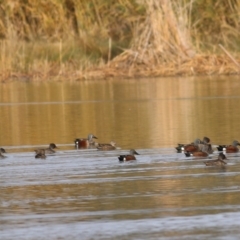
[0,0,239,80]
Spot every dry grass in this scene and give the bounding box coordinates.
[74,54,240,80]
[0,39,103,81]
[85,0,240,80]
[0,0,239,81]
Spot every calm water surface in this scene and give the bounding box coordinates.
[1,76,240,239]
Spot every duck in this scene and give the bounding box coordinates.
[199,142,214,154]
[176,138,202,153]
[217,140,240,153]
[45,143,58,154]
[0,152,7,159]
[34,149,45,155]
[0,147,6,153]
[35,143,58,154]
[204,153,227,167]
[202,136,211,144]
[75,134,98,149]
[118,149,140,162]
[185,150,208,157]
[35,152,46,159]
[97,141,116,151]
[185,142,213,157]
[200,136,214,153]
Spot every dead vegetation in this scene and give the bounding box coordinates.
[75,0,240,80]
[0,0,239,81]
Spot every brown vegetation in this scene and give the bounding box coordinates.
[0,0,239,81]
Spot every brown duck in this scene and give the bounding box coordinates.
[185,143,213,157]
[0,152,7,159]
[118,149,140,162]
[217,140,240,153]
[204,153,227,167]
[97,141,116,151]
[35,143,58,154]
[75,134,98,149]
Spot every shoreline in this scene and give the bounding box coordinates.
[1,54,239,82]
[1,1,239,83]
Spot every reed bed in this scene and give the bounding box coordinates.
[74,54,239,80]
[0,0,239,81]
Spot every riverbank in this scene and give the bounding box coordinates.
[1,52,239,82]
[0,0,239,82]
[80,53,240,80]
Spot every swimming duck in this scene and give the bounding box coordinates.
[45,143,58,153]
[0,152,7,159]
[0,147,6,153]
[97,141,116,151]
[176,139,202,153]
[202,136,211,144]
[217,140,240,153]
[204,153,227,167]
[118,149,140,162]
[200,136,214,153]
[185,142,213,157]
[34,149,45,154]
[35,143,58,154]
[185,150,208,157]
[176,137,213,153]
[35,152,46,159]
[75,134,98,149]
[198,142,214,154]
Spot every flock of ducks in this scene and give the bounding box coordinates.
[74,134,140,162]
[0,134,140,162]
[176,136,240,167]
[0,144,59,160]
[1,134,239,166]
[34,143,58,159]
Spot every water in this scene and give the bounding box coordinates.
[1,75,240,149]
[1,149,240,239]
[1,76,240,239]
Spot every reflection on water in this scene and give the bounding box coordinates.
[1,76,240,239]
[1,76,240,149]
